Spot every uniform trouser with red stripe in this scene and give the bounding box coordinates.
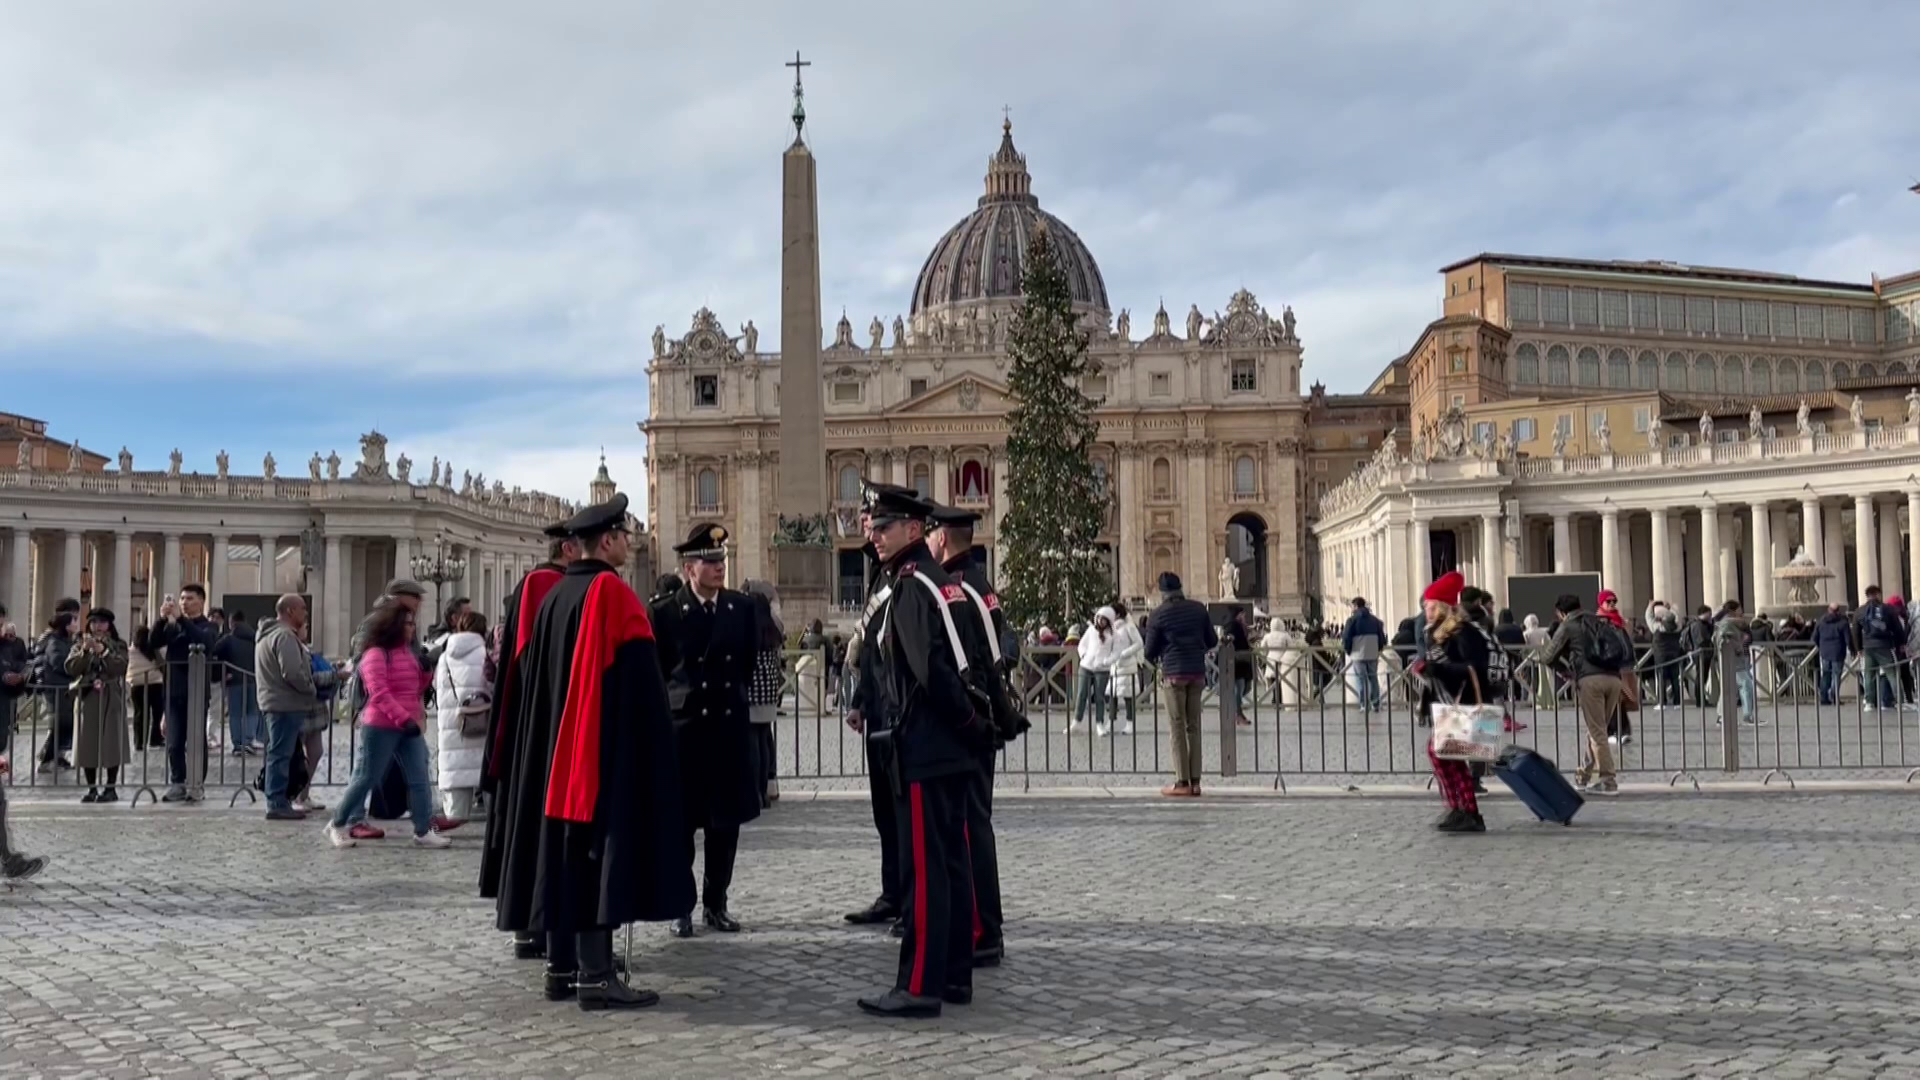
[895,773,975,998]
[963,756,1002,949]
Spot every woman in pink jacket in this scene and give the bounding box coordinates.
[324,600,449,849]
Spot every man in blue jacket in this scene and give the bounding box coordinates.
[1340,597,1386,712]
[1853,585,1906,710]
[1143,572,1216,798]
[1811,603,1852,706]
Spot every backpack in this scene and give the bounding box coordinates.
[1863,602,1892,642]
[1473,624,1512,701]
[1582,615,1634,673]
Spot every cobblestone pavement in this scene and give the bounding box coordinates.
[6,789,1920,1077]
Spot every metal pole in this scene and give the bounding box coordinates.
[186,645,208,800]
[1217,635,1238,777]
[1718,636,1740,772]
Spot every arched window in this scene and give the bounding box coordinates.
[909,462,931,499]
[1546,345,1571,386]
[1776,358,1799,394]
[958,460,988,499]
[1606,348,1630,389]
[1722,356,1745,395]
[695,468,719,510]
[1804,359,1826,391]
[1833,360,1851,382]
[1692,353,1717,393]
[1663,352,1687,391]
[1860,362,1879,379]
[837,464,862,503]
[1151,546,1176,582]
[1576,347,1600,386]
[1514,343,1539,385]
[1891,361,1910,376]
[1232,455,1256,496]
[1151,456,1172,498]
[1635,350,1658,390]
[1751,357,1772,395]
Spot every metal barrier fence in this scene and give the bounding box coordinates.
[9,638,1919,806]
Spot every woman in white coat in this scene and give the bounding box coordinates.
[431,610,491,822]
[1103,602,1144,736]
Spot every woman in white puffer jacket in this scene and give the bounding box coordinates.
[432,612,491,822]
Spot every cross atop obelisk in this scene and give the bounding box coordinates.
[786,51,811,144]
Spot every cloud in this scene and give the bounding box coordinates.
[0,0,1915,505]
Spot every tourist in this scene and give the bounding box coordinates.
[742,580,784,807]
[1681,605,1717,707]
[1340,597,1385,713]
[339,579,430,835]
[1144,571,1217,798]
[1106,600,1144,735]
[0,752,48,883]
[0,621,27,749]
[33,606,78,774]
[1714,599,1760,725]
[66,609,130,804]
[1594,589,1633,744]
[126,625,164,749]
[1812,602,1851,706]
[1536,594,1629,796]
[1644,600,1684,709]
[151,585,219,801]
[1069,608,1116,734]
[256,594,329,821]
[323,600,449,850]
[424,595,471,671]
[1853,585,1906,711]
[431,609,490,824]
[214,610,262,757]
[1225,608,1254,726]
[1412,572,1491,833]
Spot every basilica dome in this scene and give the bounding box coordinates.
[909,121,1111,325]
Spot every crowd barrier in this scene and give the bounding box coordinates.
[8,638,1919,807]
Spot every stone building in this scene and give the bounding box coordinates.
[0,420,597,657]
[1314,255,1920,629]
[643,121,1374,621]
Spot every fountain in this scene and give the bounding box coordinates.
[1772,545,1836,619]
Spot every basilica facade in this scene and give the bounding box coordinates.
[640,122,1360,620]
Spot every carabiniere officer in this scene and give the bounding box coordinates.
[855,484,993,1019]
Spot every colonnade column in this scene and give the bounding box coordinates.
[322,534,344,657]
[113,532,134,624]
[1800,498,1825,602]
[1410,518,1431,592]
[160,533,183,604]
[1552,514,1571,574]
[6,530,27,624]
[1600,509,1620,595]
[1909,491,1920,610]
[1700,510,1723,608]
[1749,504,1771,613]
[1480,514,1502,597]
[209,534,230,607]
[1823,504,1846,604]
[1649,509,1672,607]
[1877,499,1903,599]
[1717,511,1737,608]
[60,530,84,605]
[1855,495,1879,602]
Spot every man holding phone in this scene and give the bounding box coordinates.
[151,584,221,803]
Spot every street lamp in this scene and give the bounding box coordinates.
[410,534,467,614]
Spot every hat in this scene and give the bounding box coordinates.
[1421,571,1465,607]
[1158,571,1182,594]
[562,492,632,539]
[83,607,116,625]
[862,481,936,526]
[927,502,982,528]
[673,522,729,562]
[385,578,427,599]
[542,519,572,540]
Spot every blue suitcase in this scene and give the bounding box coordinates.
[1494,747,1583,825]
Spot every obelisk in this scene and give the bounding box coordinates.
[774,51,831,618]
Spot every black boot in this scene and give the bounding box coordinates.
[513,933,546,961]
[2,855,47,882]
[844,898,901,925]
[670,914,694,939]
[544,933,578,1001]
[702,906,741,933]
[575,931,658,1012]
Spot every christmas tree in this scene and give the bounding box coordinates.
[998,223,1111,630]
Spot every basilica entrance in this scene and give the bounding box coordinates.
[1226,512,1268,601]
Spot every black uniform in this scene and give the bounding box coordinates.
[651,526,762,928]
[937,545,1009,959]
[846,540,910,922]
[860,527,992,1014]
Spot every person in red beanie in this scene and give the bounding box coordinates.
[1594,589,1633,743]
[1410,571,1493,833]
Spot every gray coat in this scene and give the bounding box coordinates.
[67,636,131,770]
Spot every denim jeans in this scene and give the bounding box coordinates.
[36,689,72,764]
[261,710,307,811]
[1352,659,1381,710]
[1735,668,1756,722]
[1074,670,1110,728]
[328,725,433,837]
[163,696,207,786]
[1864,649,1899,709]
[1818,659,1844,705]
[227,679,261,749]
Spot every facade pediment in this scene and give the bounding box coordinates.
[884,374,1013,417]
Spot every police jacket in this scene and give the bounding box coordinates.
[848,547,892,732]
[651,585,756,729]
[874,539,988,780]
[940,550,1027,748]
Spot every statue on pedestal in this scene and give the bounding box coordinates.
[325,451,341,481]
[652,324,666,359]
[1796,400,1813,437]
[1218,557,1239,600]
[1648,414,1664,450]
[1116,308,1130,339]
[216,449,229,478]
[1186,304,1204,342]
[869,316,884,351]
[1905,387,1920,427]
[741,320,759,355]
[118,447,132,472]
[892,315,906,347]
[1749,406,1764,441]
[308,453,323,481]
[1850,395,1866,429]
[396,454,412,483]
[168,449,183,477]
[461,470,473,495]
[67,445,82,473]
[1551,425,1568,458]
[429,456,441,486]
[1595,414,1612,455]
[262,452,277,480]
[1282,305,1297,342]
[442,461,454,489]
[14,438,28,471]
[1698,412,1714,444]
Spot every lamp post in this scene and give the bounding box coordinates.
[410,534,467,620]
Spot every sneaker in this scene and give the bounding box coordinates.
[161,786,189,803]
[292,798,327,813]
[1094,724,1109,737]
[348,822,386,841]
[413,830,452,849]
[2,855,48,881]
[266,808,308,822]
[430,815,466,833]
[1159,781,1192,798]
[1114,722,1133,735]
[1581,778,1620,797]
[323,824,357,849]
[1064,721,1084,734]
[1607,735,1620,750]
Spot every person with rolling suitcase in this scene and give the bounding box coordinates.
[1410,572,1494,834]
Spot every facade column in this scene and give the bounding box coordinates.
[1700,510,1723,608]
[1479,514,1502,597]
[209,534,230,608]
[1115,448,1141,600]
[1600,509,1620,593]
[1800,498,1825,602]
[1749,504,1770,614]
[737,455,764,585]
[1823,504,1846,604]
[1717,511,1737,607]
[1650,508,1672,608]
[1909,491,1920,613]
[160,533,183,605]
[1501,506,1525,582]
[1411,517,1432,592]
[1552,514,1571,573]
[1768,509,1790,604]
[889,448,909,489]
[932,448,953,505]
[113,532,134,625]
[1183,443,1210,597]
[1855,495,1879,603]
[1877,498,1903,599]
[6,529,27,624]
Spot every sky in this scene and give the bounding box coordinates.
[2,1,1917,515]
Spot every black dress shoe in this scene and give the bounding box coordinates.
[80,789,99,804]
[96,789,118,804]
[942,985,973,1005]
[888,919,906,939]
[544,968,577,1002]
[844,899,902,925]
[703,907,741,933]
[577,977,659,1011]
[857,989,942,1018]
[972,942,1004,968]
[671,915,695,939]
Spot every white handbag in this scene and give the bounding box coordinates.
[1429,667,1505,762]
